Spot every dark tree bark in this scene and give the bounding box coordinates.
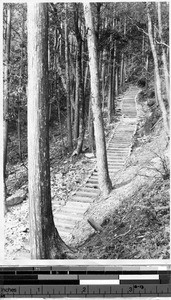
[74,55,79,140]
[3,4,11,214]
[17,9,25,161]
[107,35,115,124]
[157,2,170,102]
[65,3,73,150]
[27,3,72,259]
[73,3,86,155]
[84,3,112,197]
[147,3,169,137]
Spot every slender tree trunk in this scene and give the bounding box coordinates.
[17,100,22,159]
[101,49,106,110]
[65,4,73,149]
[3,4,11,214]
[145,54,149,89]
[27,3,71,259]
[84,3,112,197]
[115,65,119,97]
[73,4,86,155]
[84,61,89,93]
[112,44,116,106]
[121,19,126,91]
[18,11,25,161]
[107,36,114,124]
[74,56,79,140]
[142,33,145,64]
[157,2,170,102]
[147,3,169,137]
[120,53,124,91]
[56,75,65,154]
[88,99,95,154]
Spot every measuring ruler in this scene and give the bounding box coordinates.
[0,266,171,297]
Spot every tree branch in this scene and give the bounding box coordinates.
[127,15,169,48]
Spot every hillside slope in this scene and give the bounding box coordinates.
[71,90,170,259]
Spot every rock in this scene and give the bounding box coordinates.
[6,189,27,207]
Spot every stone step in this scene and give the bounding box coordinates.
[61,207,86,216]
[86,179,98,184]
[107,154,126,157]
[107,155,126,158]
[114,133,133,136]
[109,144,130,147]
[71,195,95,203]
[65,201,90,210]
[108,143,130,146]
[107,149,128,152]
[90,176,98,180]
[107,154,127,157]
[108,161,125,164]
[54,219,76,230]
[55,212,83,222]
[108,162,125,166]
[113,135,133,138]
[77,188,99,196]
[81,187,99,193]
[76,190,98,198]
[62,203,88,213]
[85,182,99,188]
[109,164,123,168]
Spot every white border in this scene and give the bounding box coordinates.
[0,1,170,269]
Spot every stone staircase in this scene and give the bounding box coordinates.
[52,85,139,243]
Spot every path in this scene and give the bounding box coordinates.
[52,85,139,243]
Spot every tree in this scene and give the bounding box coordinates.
[157,2,169,102]
[3,4,11,214]
[64,3,73,150]
[84,3,112,197]
[147,3,169,138]
[27,3,72,259]
[17,7,25,161]
[73,3,85,155]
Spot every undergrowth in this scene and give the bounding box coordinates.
[77,178,170,259]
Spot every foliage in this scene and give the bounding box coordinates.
[77,178,169,259]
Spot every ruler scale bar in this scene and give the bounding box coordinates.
[1,284,171,297]
[0,266,170,297]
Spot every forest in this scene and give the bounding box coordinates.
[3,2,170,259]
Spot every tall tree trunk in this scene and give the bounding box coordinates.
[17,11,25,161]
[84,3,112,197]
[3,4,11,214]
[115,65,119,97]
[27,3,71,259]
[65,4,73,149]
[84,61,89,93]
[147,3,169,137]
[88,98,95,154]
[74,56,79,140]
[107,36,114,124]
[73,4,85,155]
[121,19,126,91]
[157,2,170,102]
[101,49,106,110]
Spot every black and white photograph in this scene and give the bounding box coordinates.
[3,1,170,261]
